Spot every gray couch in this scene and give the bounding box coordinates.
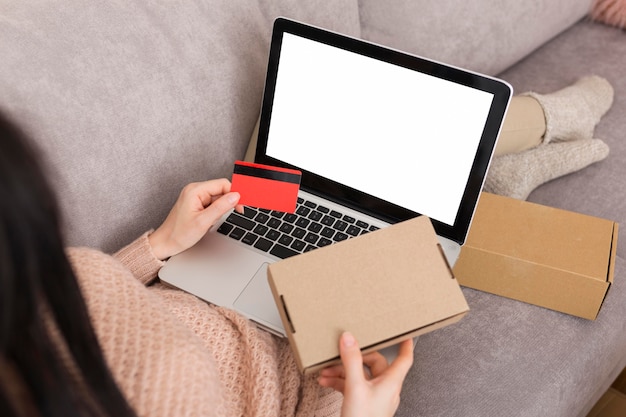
[1,1,624,416]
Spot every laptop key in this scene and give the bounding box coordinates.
[278,234,294,246]
[270,244,299,259]
[267,218,281,229]
[271,210,285,218]
[242,207,256,219]
[291,239,306,252]
[333,232,349,242]
[292,227,306,239]
[266,230,280,241]
[217,222,234,235]
[333,220,348,231]
[296,206,310,216]
[227,213,255,230]
[253,224,269,235]
[343,215,356,224]
[255,213,270,224]
[283,213,298,223]
[229,227,246,240]
[320,227,334,238]
[304,232,319,244]
[308,210,323,221]
[321,215,335,226]
[254,237,273,252]
[242,232,258,245]
[346,225,361,236]
[295,217,310,228]
[318,237,333,247]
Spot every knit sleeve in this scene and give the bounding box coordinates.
[68,247,225,417]
[113,231,164,285]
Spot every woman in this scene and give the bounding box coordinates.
[0,112,412,417]
[0,74,613,417]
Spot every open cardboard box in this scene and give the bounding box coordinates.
[453,192,619,320]
[267,216,469,374]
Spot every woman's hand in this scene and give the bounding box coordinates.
[148,179,242,260]
[318,332,414,417]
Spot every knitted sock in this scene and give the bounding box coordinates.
[484,139,609,200]
[523,76,613,143]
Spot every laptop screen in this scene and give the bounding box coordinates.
[256,18,511,244]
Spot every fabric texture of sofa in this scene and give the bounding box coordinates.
[1,1,624,416]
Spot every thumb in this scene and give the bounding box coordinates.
[339,332,365,383]
[198,192,240,228]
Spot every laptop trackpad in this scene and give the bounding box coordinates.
[233,263,285,336]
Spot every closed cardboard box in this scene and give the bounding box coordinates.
[454,192,618,320]
[268,216,469,374]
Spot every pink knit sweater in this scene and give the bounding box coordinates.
[67,232,342,417]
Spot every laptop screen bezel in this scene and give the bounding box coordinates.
[255,17,511,245]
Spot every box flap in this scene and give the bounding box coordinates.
[268,216,469,373]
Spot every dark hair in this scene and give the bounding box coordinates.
[0,113,137,417]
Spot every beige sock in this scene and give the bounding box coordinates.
[523,76,614,143]
[484,139,609,200]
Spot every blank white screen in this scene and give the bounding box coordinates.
[266,34,494,226]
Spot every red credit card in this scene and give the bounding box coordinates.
[230,161,302,213]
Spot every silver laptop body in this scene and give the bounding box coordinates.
[158,17,512,337]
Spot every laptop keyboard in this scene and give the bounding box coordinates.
[217,197,380,259]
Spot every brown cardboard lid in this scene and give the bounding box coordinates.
[467,193,617,282]
[268,216,469,372]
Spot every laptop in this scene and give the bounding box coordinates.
[159,17,512,337]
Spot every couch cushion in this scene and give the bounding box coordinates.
[358,0,593,75]
[0,0,360,252]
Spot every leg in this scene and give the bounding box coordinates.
[494,75,614,157]
[495,96,546,157]
[485,76,614,199]
[522,75,613,143]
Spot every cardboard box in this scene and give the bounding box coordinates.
[267,216,469,374]
[453,192,619,320]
